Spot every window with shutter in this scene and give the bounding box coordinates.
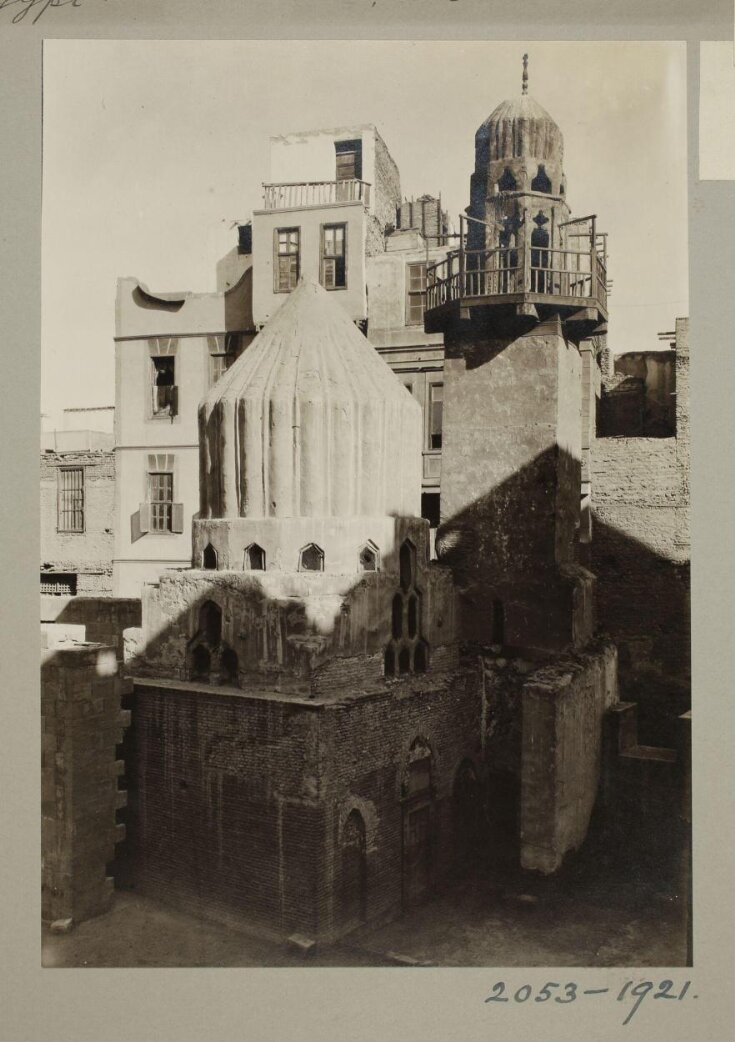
[274,228,300,293]
[406,262,427,325]
[321,224,346,289]
[148,471,174,532]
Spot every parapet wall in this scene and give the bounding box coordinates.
[40,597,142,661]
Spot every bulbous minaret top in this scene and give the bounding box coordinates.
[199,281,422,523]
[468,54,569,251]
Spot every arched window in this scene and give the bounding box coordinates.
[530,226,550,292]
[399,539,415,592]
[358,541,379,571]
[531,164,552,193]
[244,543,266,570]
[497,167,517,192]
[340,810,367,926]
[398,647,411,675]
[202,543,217,570]
[299,543,324,572]
[199,600,222,647]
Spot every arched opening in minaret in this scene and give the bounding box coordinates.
[531,226,550,293]
[199,600,222,648]
[299,543,324,572]
[399,540,415,592]
[244,543,266,570]
[531,164,552,194]
[497,167,517,192]
[191,644,211,680]
[220,646,239,685]
[202,543,218,570]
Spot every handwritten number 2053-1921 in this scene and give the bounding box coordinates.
[485,980,693,1025]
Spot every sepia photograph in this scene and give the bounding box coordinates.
[39,39,692,973]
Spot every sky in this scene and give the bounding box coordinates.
[41,40,688,427]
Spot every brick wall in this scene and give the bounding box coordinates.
[40,449,115,594]
[41,644,129,924]
[124,667,482,942]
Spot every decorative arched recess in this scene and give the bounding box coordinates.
[244,543,266,570]
[202,543,218,570]
[358,541,379,572]
[385,539,429,678]
[531,164,552,193]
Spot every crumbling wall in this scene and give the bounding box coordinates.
[41,644,129,925]
[372,129,401,237]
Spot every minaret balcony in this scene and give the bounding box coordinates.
[262,179,371,211]
[425,245,608,334]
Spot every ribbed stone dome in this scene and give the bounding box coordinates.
[199,281,422,521]
[475,94,563,167]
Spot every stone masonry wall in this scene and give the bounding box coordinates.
[41,644,129,924]
[125,667,482,942]
[41,449,115,594]
[372,129,401,238]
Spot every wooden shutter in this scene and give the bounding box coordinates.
[171,503,185,534]
[139,502,151,534]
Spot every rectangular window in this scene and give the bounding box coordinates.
[151,356,176,416]
[406,262,427,325]
[275,228,300,293]
[428,383,443,450]
[149,471,174,532]
[321,224,346,289]
[57,467,84,532]
[40,572,77,596]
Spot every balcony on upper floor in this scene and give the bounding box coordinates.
[261,179,372,211]
[424,242,609,337]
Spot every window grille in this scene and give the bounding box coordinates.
[40,572,77,596]
[57,467,84,532]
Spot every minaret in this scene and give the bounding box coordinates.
[428,59,608,653]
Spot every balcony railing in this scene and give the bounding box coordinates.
[426,245,608,316]
[262,179,371,211]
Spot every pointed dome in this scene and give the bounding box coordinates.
[476,92,563,166]
[199,281,422,521]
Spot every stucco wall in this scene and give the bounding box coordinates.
[251,202,367,326]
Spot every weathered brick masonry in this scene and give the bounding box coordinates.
[125,668,482,942]
[41,644,129,924]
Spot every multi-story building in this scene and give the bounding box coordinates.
[113,125,450,595]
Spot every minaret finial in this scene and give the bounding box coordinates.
[522,53,529,95]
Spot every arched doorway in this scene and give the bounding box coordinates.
[531,226,550,292]
[339,810,367,929]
